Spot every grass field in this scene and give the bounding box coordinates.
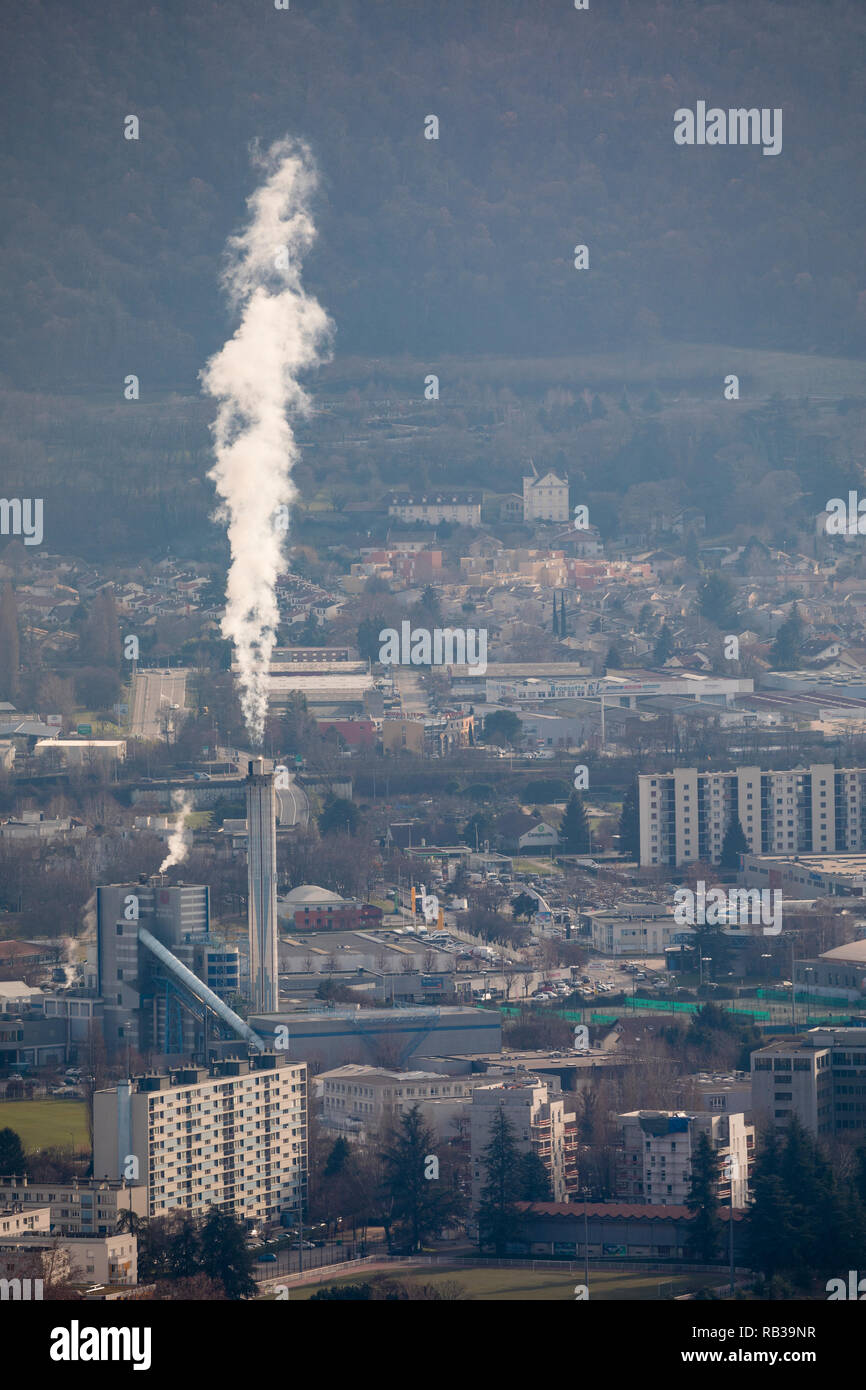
[290,1264,714,1301]
[0,1099,90,1154]
[513,858,558,876]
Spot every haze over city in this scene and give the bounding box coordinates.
[0,0,864,1359]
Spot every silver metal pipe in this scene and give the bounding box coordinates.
[138,926,264,1051]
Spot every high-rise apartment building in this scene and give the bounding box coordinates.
[637,763,866,867]
[470,1077,578,1206]
[615,1110,754,1208]
[750,1027,866,1137]
[246,758,279,1013]
[93,1053,306,1225]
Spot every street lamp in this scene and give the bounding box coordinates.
[803,966,814,1025]
[581,1186,590,1290]
[722,1154,738,1297]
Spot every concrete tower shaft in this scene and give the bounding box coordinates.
[246,757,279,1012]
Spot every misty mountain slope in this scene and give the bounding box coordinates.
[1,0,865,392]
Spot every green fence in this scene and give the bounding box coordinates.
[757,987,863,1009]
[628,996,771,1021]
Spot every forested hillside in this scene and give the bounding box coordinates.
[2,0,865,392]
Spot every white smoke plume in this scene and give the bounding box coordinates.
[201,137,332,744]
[159,791,194,873]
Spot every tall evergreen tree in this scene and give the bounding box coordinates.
[199,1208,257,1299]
[0,583,19,703]
[745,1129,793,1282]
[697,572,737,629]
[685,1132,722,1261]
[0,1127,26,1176]
[517,1151,553,1202]
[618,782,640,859]
[357,616,384,664]
[81,587,121,667]
[168,1213,201,1280]
[719,816,749,869]
[477,1106,523,1256]
[770,603,803,670]
[653,622,675,665]
[324,1136,351,1179]
[381,1105,462,1253]
[559,791,590,854]
[637,602,655,634]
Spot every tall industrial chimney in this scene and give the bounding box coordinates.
[245,757,279,1012]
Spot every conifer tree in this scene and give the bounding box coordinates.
[618,782,640,859]
[720,816,749,869]
[517,1150,553,1202]
[559,791,590,854]
[685,1131,722,1261]
[478,1106,523,1256]
[381,1105,462,1253]
[0,583,19,703]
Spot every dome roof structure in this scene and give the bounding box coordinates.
[282,884,345,907]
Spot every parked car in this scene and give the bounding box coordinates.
[257,1252,278,1263]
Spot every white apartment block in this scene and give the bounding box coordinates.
[638,762,860,867]
[586,902,695,956]
[0,1202,138,1286]
[0,1177,147,1237]
[0,1204,50,1239]
[615,1111,754,1209]
[386,492,482,527]
[0,1231,137,1287]
[750,1027,866,1138]
[470,1078,578,1206]
[316,1064,476,1141]
[93,1053,307,1226]
[523,470,569,523]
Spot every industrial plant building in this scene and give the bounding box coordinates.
[249,1004,502,1070]
[96,880,248,1059]
[95,759,280,1059]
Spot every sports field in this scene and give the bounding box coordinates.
[290,1264,715,1301]
[0,1099,90,1154]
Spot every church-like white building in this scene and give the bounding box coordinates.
[523,466,569,522]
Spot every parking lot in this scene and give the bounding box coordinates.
[571,957,671,1000]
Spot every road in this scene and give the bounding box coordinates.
[130,668,188,740]
[392,667,431,716]
[217,746,309,828]
[277,774,309,829]
[253,1239,370,1282]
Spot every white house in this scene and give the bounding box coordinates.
[523,469,569,523]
